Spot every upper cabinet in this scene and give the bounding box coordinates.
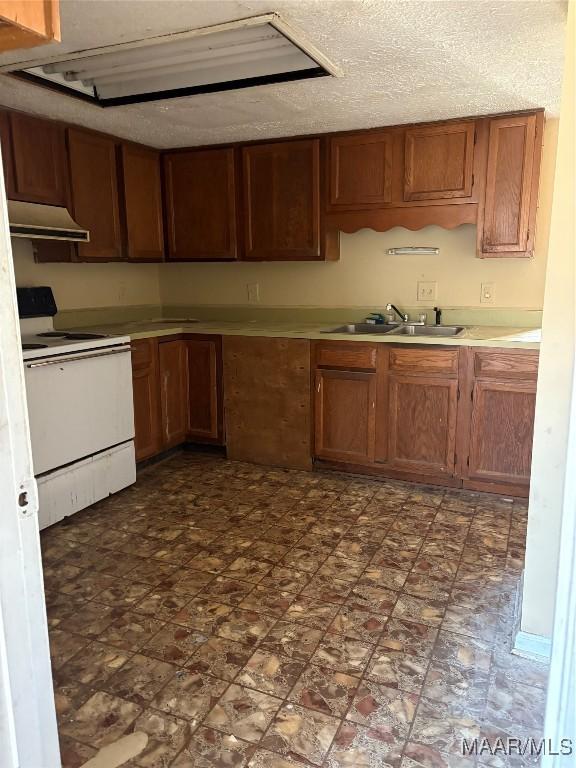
[68,128,122,261]
[163,147,237,261]
[0,111,15,197]
[242,139,322,261]
[120,143,164,262]
[478,113,543,258]
[8,112,68,205]
[403,121,475,202]
[327,131,394,209]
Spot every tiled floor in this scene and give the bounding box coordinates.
[41,452,549,768]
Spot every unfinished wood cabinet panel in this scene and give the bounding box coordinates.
[242,139,321,261]
[68,128,122,261]
[9,112,68,205]
[0,0,60,52]
[131,338,161,461]
[328,131,393,209]
[478,113,543,257]
[223,336,311,469]
[163,148,237,260]
[121,143,164,261]
[186,336,223,444]
[403,121,475,202]
[386,373,459,476]
[158,339,188,449]
[315,368,376,465]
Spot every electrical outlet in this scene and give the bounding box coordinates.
[417,281,438,302]
[480,282,495,304]
[247,282,260,304]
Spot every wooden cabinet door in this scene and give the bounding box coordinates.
[0,111,15,198]
[242,139,321,260]
[404,121,475,201]
[328,131,393,209]
[187,336,223,444]
[158,340,188,448]
[467,380,536,489]
[131,339,161,461]
[68,128,122,261]
[315,368,376,464]
[9,112,68,205]
[163,148,237,260]
[479,113,542,257]
[121,143,164,261]
[386,374,458,476]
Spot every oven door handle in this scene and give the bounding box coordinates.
[26,346,131,368]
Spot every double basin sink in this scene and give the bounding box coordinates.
[324,323,464,337]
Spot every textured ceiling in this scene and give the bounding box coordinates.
[0,0,566,149]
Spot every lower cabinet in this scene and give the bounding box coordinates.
[386,373,459,477]
[131,338,161,461]
[313,341,538,496]
[158,340,189,449]
[131,334,223,461]
[460,348,538,494]
[187,336,223,444]
[315,368,376,464]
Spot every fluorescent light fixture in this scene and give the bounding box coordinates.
[386,247,440,255]
[6,14,341,107]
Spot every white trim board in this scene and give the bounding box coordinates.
[514,630,552,662]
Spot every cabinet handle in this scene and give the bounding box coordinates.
[317,381,321,393]
[163,372,169,439]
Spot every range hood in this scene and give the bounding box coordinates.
[8,200,90,242]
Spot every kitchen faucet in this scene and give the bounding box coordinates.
[386,303,409,323]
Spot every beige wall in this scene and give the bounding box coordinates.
[11,238,161,310]
[521,4,574,641]
[11,121,557,315]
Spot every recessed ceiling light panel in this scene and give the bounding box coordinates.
[7,14,341,107]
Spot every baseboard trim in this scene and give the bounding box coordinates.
[513,630,552,662]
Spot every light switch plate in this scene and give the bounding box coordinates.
[480,282,495,304]
[417,281,438,302]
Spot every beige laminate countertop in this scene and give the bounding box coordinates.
[78,319,541,349]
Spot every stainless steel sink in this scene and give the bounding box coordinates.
[389,325,464,337]
[322,323,399,334]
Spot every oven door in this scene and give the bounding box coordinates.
[24,344,135,476]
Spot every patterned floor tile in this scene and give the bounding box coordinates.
[378,618,438,658]
[326,721,404,768]
[103,653,176,705]
[60,690,142,748]
[260,702,340,766]
[151,670,227,721]
[172,727,256,767]
[288,664,359,717]
[236,649,304,697]
[204,683,282,743]
[310,634,374,676]
[41,452,546,759]
[347,678,418,737]
[188,636,255,681]
[365,649,427,693]
[259,620,323,661]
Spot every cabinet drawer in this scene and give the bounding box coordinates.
[472,349,539,381]
[315,342,377,371]
[131,338,156,370]
[388,348,459,376]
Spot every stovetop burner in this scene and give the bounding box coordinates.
[37,331,67,338]
[22,343,48,350]
[64,333,108,340]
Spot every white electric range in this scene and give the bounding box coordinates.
[18,287,136,530]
